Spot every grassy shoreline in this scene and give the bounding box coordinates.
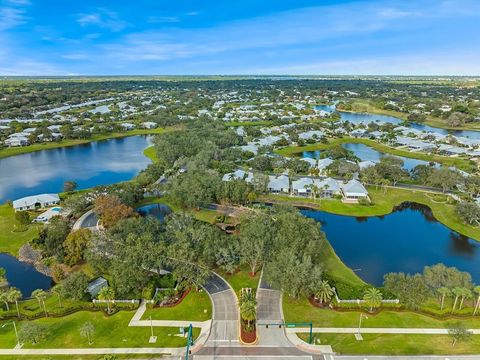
[276,137,476,172]
[345,99,480,132]
[0,127,176,160]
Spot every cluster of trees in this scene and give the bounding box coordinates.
[383,263,478,312]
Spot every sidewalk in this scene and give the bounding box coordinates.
[287,327,480,334]
[0,348,184,356]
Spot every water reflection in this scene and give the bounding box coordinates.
[301,202,479,285]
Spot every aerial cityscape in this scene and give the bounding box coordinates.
[1,1,480,360]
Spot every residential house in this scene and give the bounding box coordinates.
[341,180,369,202]
[86,277,108,298]
[268,175,290,193]
[13,194,60,212]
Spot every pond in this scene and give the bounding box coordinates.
[316,104,480,139]
[0,253,53,298]
[137,203,172,222]
[302,143,436,171]
[0,136,152,203]
[301,203,480,286]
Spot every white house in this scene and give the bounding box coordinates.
[300,157,317,168]
[222,169,254,183]
[317,158,334,174]
[120,123,135,130]
[341,180,369,202]
[13,194,60,212]
[292,177,314,196]
[268,175,290,193]
[142,122,158,129]
[358,160,377,170]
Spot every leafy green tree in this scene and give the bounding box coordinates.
[60,272,89,301]
[238,213,274,275]
[448,322,472,346]
[456,202,480,226]
[363,288,382,312]
[80,321,95,345]
[35,216,71,260]
[63,229,92,266]
[383,272,428,310]
[459,288,472,310]
[0,289,10,311]
[19,322,48,345]
[63,180,78,193]
[51,284,65,308]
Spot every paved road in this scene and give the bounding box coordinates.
[72,209,98,230]
[201,272,239,348]
[330,356,480,360]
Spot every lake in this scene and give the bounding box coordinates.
[303,143,435,171]
[137,203,172,221]
[0,253,53,298]
[0,136,152,203]
[301,203,480,286]
[316,104,480,139]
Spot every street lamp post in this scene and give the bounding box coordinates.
[357,313,368,337]
[2,321,20,348]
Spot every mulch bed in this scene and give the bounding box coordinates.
[155,289,190,308]
[308,296,330,308]
[240,325,257,344]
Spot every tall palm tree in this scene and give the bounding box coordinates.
[437,287,450,311]
[52,285,64,308]
[363,288,382,312]
[314,280,334,305]
[473,286,480,315]
[7,288,22,318]
[98,286,116,314]
[32,289,48,317]
[0,290,10,311]
[459,288,472,310]
[452,287,463,313]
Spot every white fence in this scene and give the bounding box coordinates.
[92,299,139,305]
[333,289,399,304]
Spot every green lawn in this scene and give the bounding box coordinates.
[0,204,41,256]
[143,145,158,163]
[142,289,212,321]
[217,266,260,296]
[261,186,480,242]
[276,137,476,172]
[298,333,480,355]
[283,296,480,328]
[0,128,174,160]
[0,310,199,349]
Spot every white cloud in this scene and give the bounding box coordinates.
[77,8,128,32]
[147,16,180,23]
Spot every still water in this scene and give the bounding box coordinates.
[0,136,152,203]
[301,203,479,286]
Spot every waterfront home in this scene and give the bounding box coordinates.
[438,144,467,156]
[86,277,108,298]
[341,179,369,202]
[298,130,324,140]
[315,177,342,197]
[120,123,135,130]
[4,136,29,147]
[222,169,254,182]
[13,194,60,212]
[268,175,290,193]
[142,121,158,129]
[292,177,314,196]
[394,136,436,152]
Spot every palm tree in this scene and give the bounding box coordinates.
[314,280,334,305]
[452,287,463,313]
[473,286,480,315]
[31,289,48,317]
[459,288,472,310]
[52,285,64,308]
[363,288,382,312]
[7,288,22,318]
[239,291,257,331]
[98,286,115,314]
[437,287,450,311]
[0,289,10,311]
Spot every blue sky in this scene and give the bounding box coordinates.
[1,0,479,75]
